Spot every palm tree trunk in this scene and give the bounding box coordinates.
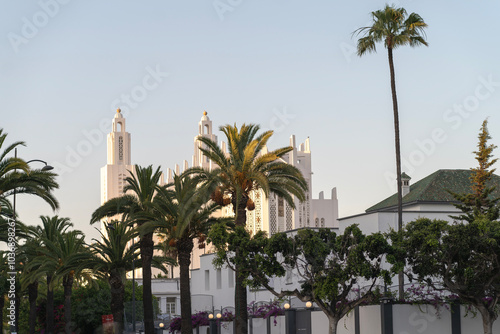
[140,232,155,334]
[178,238,194,334]
[387,46,404,300]
[63,274,74,334]
[109,273,125,334]
[28,280,38,334]
[0,291,4,334]
[234,197,249,334]
[46,274,55,334]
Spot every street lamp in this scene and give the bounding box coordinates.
[11,149,53,334]
[12,148,54,216]
[305,301,312,308]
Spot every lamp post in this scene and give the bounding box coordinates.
[284,301,296,334]
[12,149,54,218]
[216,312,222,334]
[11,149,53,333]
[209,313,217,334]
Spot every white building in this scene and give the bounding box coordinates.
[337,169,486,234]
[100,110,339,317]
[100,109,134,233]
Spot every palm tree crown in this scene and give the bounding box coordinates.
[354,5,428,55]
[197,123,307,224]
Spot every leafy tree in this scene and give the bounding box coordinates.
[145,171,222,334]
[91,165,163,334]
[451,119,499,222]
[71,280,113,333]
[210,224,392,334]
[195,123,308,334]
[354,5,428,298]
[396,217,500,334]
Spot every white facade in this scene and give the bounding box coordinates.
[164,112,339,237]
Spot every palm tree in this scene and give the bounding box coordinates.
[195,124,308,334]
[42,230,91,333]
[0,252,9,334]
[0,128,59,215]
[91,165,163,334]
[145,171,222,334]
[19,229,43,334]
[353,4,428,298]
[23,216,72,334]
[90,223,138,333]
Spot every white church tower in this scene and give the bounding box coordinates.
[100,108,134,232]
[193,111,218,169]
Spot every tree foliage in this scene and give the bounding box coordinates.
[451,119,500,222]
[209,224,392,334]
[395,217,500,334]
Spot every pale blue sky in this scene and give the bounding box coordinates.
[2,0,499,241]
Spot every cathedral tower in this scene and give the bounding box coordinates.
[100,109,134,230]
[192,111,218,169]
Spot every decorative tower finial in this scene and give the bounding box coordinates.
[116,108,121,114]
[203,110,207,116]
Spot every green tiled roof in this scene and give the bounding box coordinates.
[366,169,500,212]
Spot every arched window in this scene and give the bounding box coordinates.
[315,218,319,227]
[321,218,325,227]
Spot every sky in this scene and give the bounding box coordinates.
[1,0,500,242]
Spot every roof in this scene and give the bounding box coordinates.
[366,169,500,212]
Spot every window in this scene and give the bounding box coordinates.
[315,218,319,227]
[285,268,292,285]
[278,197,284,217]
[118,136,123,161]
[228,269,234,288]
[216,269,222,289]
[321,218,325,227]
[205,270,210,291]
[166,297,176,315]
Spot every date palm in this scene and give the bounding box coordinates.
[23,216,72,334]
[0,128,59,216]
[144,171,222,334]
[89,222,171,334]
[195,123,308,334]
[40,229,92,334]
[89,223,140,334]
[91,165,163,334]
[354,4,428,299]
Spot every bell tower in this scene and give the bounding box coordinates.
[100,108,135,212]
[193,111,218,170]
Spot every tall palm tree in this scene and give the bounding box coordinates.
[91,165,163,334]
[354,5,428,298]
[195,124,308,334]
[42,230,91,334]
[145,171,222,334]
[90,222,171,334]
[89,223,138,334]
[19,228,43,334]
[23,216,72,334]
